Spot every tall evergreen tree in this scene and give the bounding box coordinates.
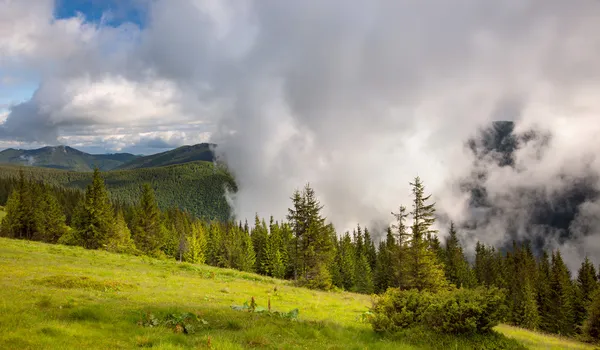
[251,214,269,274]
[548,250,575,335]
[105,210,137,254]
[71,168,116,249]
[405,177,447,291]
[131,183,167,257]
[536,250,553,332]
[184,222,207,264]
[443,222,475,288]
[575,256,598,329]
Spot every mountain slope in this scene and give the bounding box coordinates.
[0,146,139,171]
[0,161,236,221]
[117,143,215,170]
[0,238,536,350]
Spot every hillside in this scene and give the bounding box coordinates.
[4,238,590,349]
[117,143,215,170]
[0,161,235,221]
[0,146,139,172]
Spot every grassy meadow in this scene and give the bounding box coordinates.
[0,237,596,349]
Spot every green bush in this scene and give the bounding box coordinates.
[425,287,508,334]
[370,286,507,335]
[370,288,435,332]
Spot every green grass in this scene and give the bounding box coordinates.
[496,324,597,350]
[0,238,582,349]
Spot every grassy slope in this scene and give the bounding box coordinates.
[0,238,539,350]
[0,162,235,221]
[496,325,596,350]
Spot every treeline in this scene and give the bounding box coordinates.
[0,162,235,221]
[2,171,600,341]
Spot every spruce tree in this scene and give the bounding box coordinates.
[443,222,475,288]
[363,227,377,271]
[238,225,256,272]
[374,227,396,293]
[72,168,115,249]
[355,253,374,294]
[251,214,269,274]
[575,257,598,329]
[339,232,357,290]
[130,183,167,256]
[105,210,137,254]
[549,250,575,335]
[34,186,68,243]
[184,222,207,264]
[405,177,447,292]
[390,206,409,288]
[536,250,553,332]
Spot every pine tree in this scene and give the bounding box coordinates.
[339,232,357,290]
[130,183,167,257]
[374,227,396,293]
[287,184,334,290]
[355,253,374,294]
[405,177,447,292]
[105,210,137,254]
[549,250,575,335]
[363,227,377,271]
[238,225,256,272]
[443,222,475,288]
[184,222,207,264]
[583,290,600,342]
[251,214,269,274]
[537,250,553,332]
[390,206,409,288]
[71,168,116,249]
[575,257,598,329]
[34,186,68,243]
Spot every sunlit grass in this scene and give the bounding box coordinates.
[0,237,573,349]
[495,324,597,350]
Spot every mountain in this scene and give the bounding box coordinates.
[116,143,216,170]
[0,145,139,172]
[0,161,236,221]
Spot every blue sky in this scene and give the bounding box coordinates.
[54,0,148,28]
[1,0,149,124]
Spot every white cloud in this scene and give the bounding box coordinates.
[2,0,600,271]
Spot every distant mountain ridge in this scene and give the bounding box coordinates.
[0,145,139,172]
[116,143,216,170]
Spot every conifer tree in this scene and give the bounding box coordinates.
[105,210,137,254]
[238,225,256,272]
[575,257,598,329]
[537,250,553,332]
[71,168,116,249]
[131,184,167,257]
[374,227,396,293]
[251,214,269,274]
[339,232,357,290]
[405,177,447,291]
[184,222,207,264]
[549,250,575,335]
[34,186,68,243]
[443,222,475,288]
[363,227,377,271]
[355,253,374,294]
[390,206,409,288]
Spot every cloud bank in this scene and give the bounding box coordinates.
[2,0,600,270]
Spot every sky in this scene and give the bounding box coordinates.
[2,0,600,270]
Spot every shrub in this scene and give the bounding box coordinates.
[370,288,435,332]
[370,286,507,335]
[425,287,508,334]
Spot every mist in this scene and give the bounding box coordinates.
[2,0,600,270]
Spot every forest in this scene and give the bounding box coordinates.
[1,168,600,343]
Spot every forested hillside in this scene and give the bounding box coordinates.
[0,145,139,171]
[2,170,600,346]
[116,143,215,170]
[0,161,235,221]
